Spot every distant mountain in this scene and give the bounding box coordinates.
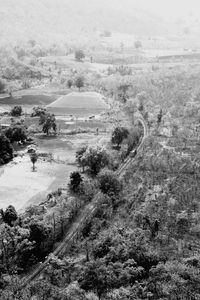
[0,0,173,43]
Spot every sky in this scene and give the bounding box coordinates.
[135,0,200,18]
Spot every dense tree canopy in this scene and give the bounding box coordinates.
[10,106,23,117]
[39,113,57,135]
[5,125,27,143]
[111,127,129,148]
[0,134,13,165]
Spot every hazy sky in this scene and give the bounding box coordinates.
[137,0,200,18]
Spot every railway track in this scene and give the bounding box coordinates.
[19,114,148,289]
[117,116,148,178]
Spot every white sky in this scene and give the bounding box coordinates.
[136,0,200,18]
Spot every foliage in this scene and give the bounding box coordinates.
[10,106,22,117]
[67,79,73,88]
[134,40,142,49]
[97,170,122,196]
[39,113,57,135]
[1,205,18,226]
[111,127,129,148]
[75,76,84,91]
[0,134,13,165]
[157,108,163,125]
[76,146,88,172]
[30,152,38,171]
[69,171,83,193]
[117,82,131,102]
[31,106,46,117]
[101,30,112,37]
[5,125,27,143]
[77,146,110,176]
[75,50,85,62]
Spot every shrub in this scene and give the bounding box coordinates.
[39,113,57,135]
[75,50,85,62]
[69,171,83,193]
[0,134,13,165]
[2,205,18,226]
[5,125,27,143]
[76,146,88,172]
[98,169,122,196]
[111,127,129,148]
[31,106,46,117]
[75,76,84,91]
[10,106,23,117]
[82,147,110,176]
[67,79,73,88]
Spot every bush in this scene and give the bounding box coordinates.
[39,113,57,135]
[31,106,46,117]
[10,106,23,117]
[67,79,73,88]
[75,50,85,61]
[77,146,110,176]
[98,169,122,196]
[0,134,13,165]
[5,125,27,143]
[111,127,129,148]
[69,171,83,193]
[2,205,18,226]
[75,76,84,91]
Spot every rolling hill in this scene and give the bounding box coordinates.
[0,0,173,43]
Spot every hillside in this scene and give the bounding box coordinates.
[0,0,172,43]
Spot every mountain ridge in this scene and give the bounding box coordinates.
[0,0,172,43]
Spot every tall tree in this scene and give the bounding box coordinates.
[75,76,84,91]
[75,50,85,62]
[111,127,129,149]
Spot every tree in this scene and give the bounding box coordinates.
[75,76,84,91]
[69,171,83,193]
[31,106,46,117]
[67,79,73,88]
[78,261,109,299]
[117,83,130,103]
[101,30,112,37]
[76,146,88,172]
[2,205,18,226]
[83,147,110,176]
[98,170,122,196]
[138,101,144,113]
[111,127,129,149]
[30,152,38,171]
[5,125,27,143]
[75,50,85,62]
[134,40,142,49]
[28,39,36,47]
[29,221,51,259]
[10,106,22,117]
[39,113,57,135]
[157,109,163,126]
[0,134,13,165]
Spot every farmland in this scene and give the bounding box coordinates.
[1,1,200,298]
